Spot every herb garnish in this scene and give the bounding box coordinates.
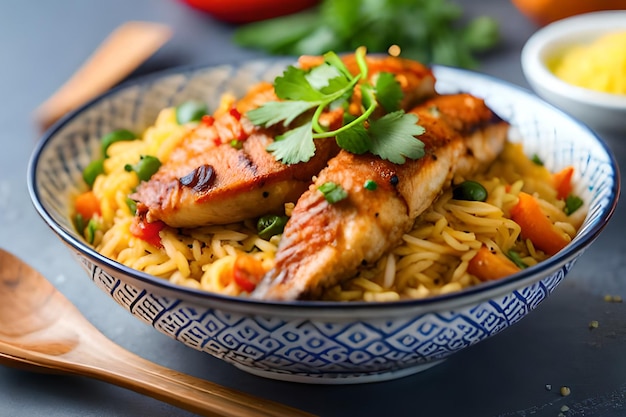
[246,47,425,165]
[506,250,528,269]
[531,154,544,166]
[318,181,348,204]
[564,194,584,215]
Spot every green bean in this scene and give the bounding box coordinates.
[452,180,488,202]
[82,159,104,187]
[73,213,86,235]
[85,218,98,244]
[125,197,137,215]
[124,155,161,182]
[101,129,136,157]
[176,100,209,124]
[257,215,289,240]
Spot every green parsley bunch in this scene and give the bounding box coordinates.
[233,0,499,69]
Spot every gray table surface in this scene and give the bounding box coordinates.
[1,1,625,416]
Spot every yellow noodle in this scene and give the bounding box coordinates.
[402,235,461,255]
[394,251,441,270]
[87,107,586,302]
[351,277,385,293]
[404,285,431,299]
[382,253,396,289]
[144,259,179,276]
[364,291,401,302]
[441,229,471,251]
[439,281,463,294]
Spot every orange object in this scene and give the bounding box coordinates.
[510,0,626,26]
[510,192,570,255]
[232,254,266,292]
[74,191,101,221]
[468,246,521,281]
[553,166,574,200]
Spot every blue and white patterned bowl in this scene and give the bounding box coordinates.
[28,59,620,384]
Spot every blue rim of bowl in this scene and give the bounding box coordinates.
[27,58,622,314]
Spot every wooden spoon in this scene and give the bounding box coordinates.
[34,21,172,132]
[0,248,316,417]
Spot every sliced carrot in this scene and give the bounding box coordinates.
[510,192,570,255]
[468,246,521,281]
[553,166,574,200]
[74,190,101,220]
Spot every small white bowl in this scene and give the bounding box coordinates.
[521,11,626,133]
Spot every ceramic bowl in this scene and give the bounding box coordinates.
[521,11,626,133]
[28,59,619,384]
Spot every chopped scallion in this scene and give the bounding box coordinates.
[318,181,348,204]
[564,195,583,215]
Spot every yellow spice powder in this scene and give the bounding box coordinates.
[552,31,626,95]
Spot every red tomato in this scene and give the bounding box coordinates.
[179,0,320,24]
[232,254,265,292]
[130,217,165,248]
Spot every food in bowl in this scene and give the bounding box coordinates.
[520,11,626,133]
[550,31,626,95]
[29,54,618,383]
[71,49,586,303]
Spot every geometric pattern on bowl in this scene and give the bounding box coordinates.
[73,253,571,383]
[29,60,620,383]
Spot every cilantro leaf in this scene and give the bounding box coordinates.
[375,72,403,112]
[323,51,353,80]
[246,47,426,166]
[336,121,370,154]
[368,111,425,164]
[274,66,326,101]
[266,121,316,163]
[246,100,316,127]
[305,63,349,94]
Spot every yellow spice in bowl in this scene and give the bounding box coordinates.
[551,31,626,95]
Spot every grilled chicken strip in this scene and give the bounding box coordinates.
[252,93,509,300]
[131,56,436,227]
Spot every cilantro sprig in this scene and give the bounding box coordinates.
[246,47,425,165]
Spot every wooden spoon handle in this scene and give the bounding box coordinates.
[34,21,172,131]
[1,336,315,417]
[88,342,317,417]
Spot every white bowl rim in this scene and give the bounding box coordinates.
[521,10,626,110]
[26,59,622,315]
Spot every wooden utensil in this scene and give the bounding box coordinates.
[0,248,316,417]
[34,21,172,132]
